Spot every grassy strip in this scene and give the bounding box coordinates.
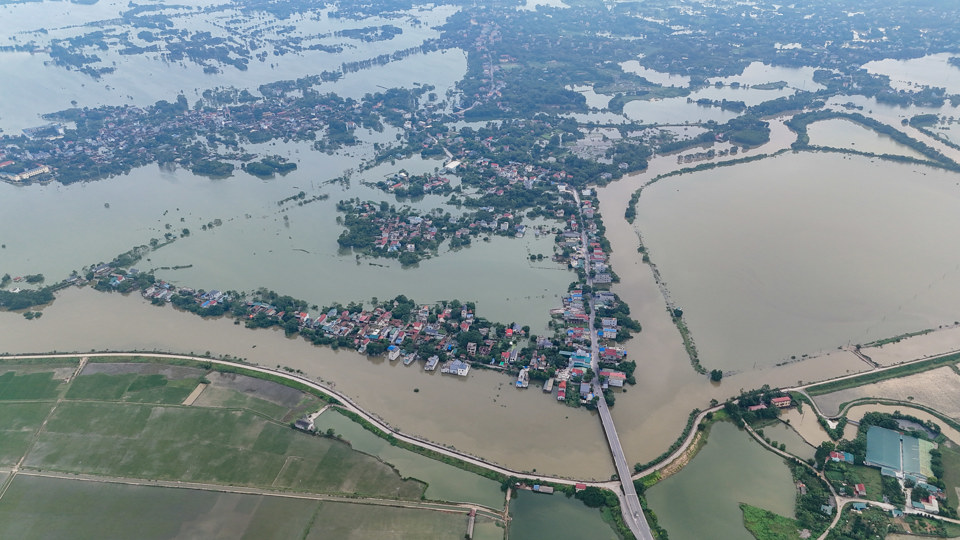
[805,352,960,396]
[634,408,702,474]
[917,125,960,152]
[671,314,705,374]
[861,328,933,348]
[740,503,802,540]
[0,357,79,367]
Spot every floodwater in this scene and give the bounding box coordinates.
[634,152,960,371]
[313,408,505,509]
[620,60,691,88]
[709,62,825,92]
[519,0,569,11]
[687,84,796,107]
[0,287,614,480]
[863,53,960,96]
[647,422,797,540]
[865,324,960,367]
[508,490,617,540]
[0,136,570,330]
[596,143,866,466]
[760,421,816,461]
[805,118,929,160]
[623,96,740,126]
[0,0,462,132]
[781,407,831,448]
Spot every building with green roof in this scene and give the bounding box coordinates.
[864,425,935,480]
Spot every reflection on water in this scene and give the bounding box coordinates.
[708,62,824,91]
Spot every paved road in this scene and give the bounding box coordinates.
[588,296,654,540]
[567,184,655,540]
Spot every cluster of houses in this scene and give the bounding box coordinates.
[381,172,451,194]
[745,395,793,412]
[351,201,440,253]
[139,274,533,378]
[0,87,392,184]
[819,424,950,519]
[675,146,739,165]
[0,162,52,183]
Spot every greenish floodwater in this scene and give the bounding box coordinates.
[647,422,797,540]
[472,517,506,540]
[761,421,817,461]
[313,409,505,509]
[508,489,618,540]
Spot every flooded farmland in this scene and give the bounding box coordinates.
[508,490,617,540]
[634,152,960,372]
[646,422,797,540]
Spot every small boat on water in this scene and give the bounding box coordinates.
[403,353,418,366]
[424,355,439,371]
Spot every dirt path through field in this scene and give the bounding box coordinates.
[181,382,208,406]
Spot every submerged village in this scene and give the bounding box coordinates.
[47,178,637,409]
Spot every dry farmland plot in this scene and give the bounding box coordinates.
[66,372,201,404]
[190,384,303,421]
[304,501,469,540]
[0,402,55,466]
[0,475,320,540]
[813,366,960,417]
[0,371,64,400]
[23,402,424,499]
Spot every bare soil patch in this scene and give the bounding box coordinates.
[204,371,304,408]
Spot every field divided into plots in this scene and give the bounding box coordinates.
[0,358,496,539]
